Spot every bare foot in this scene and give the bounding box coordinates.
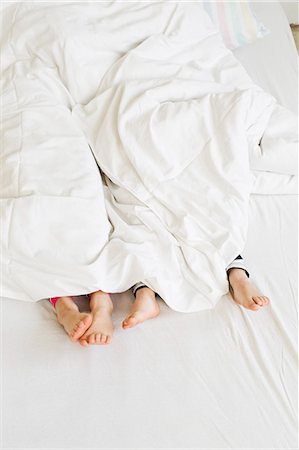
[228,268,270,311]
[55,296,93,341]
[122,287,160,329]
[79,291,114,346]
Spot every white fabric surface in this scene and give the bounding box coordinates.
[1,1,298,449]
[2,195,297,449]
[1,1,297,311]
[234,0,298,115]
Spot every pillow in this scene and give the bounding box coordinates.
[202,0,269,50]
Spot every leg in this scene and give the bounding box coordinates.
[122,284,160,329]
[50,296,92,341]
[79,291,114,346]
[226,254,250,278]
[227,255,270,311]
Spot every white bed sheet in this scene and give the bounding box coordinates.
[2,195,297,449]
[1,2,298,449]
[234,1,298,114]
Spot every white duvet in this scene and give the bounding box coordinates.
[1,2,297,311]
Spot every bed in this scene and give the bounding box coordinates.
[1,1,298,449]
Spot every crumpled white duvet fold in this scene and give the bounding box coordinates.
[1,4,297,311]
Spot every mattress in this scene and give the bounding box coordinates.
[2,1,298,449]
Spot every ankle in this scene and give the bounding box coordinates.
[89,292,113,312]
[56,297,76,315]
[228,268,249,283]
[136,287,156,300]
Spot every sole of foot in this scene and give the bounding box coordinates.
[59,312,93,341]
[79,309,114,346]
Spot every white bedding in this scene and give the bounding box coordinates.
[1,1,298,449]
[1,1,297,311]
[234,0,298,115]
[2,196,298,449]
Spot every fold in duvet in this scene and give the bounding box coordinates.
[1,2,297,310]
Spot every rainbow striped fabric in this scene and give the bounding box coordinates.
[203,0,269,50]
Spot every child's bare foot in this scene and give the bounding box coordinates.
[55,296,93,341]
[122,287,160,329]
[228,268,270,311]
[79,291,114,346]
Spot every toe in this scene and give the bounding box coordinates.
[83,315,93,326]
[251,297,262,310]
[72,315,92,341]
[262,296,270,305]
[106,335,112,344]
[253,296,263,306]
[95,333,102,344]
[259,296,266,306]
[72,328,84,341]
[257,296,266,307]
[122,314,138,329]
[100,334,107,344]
[122,315,131,326]
[88,334,96,345]
[79,339,89,347]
